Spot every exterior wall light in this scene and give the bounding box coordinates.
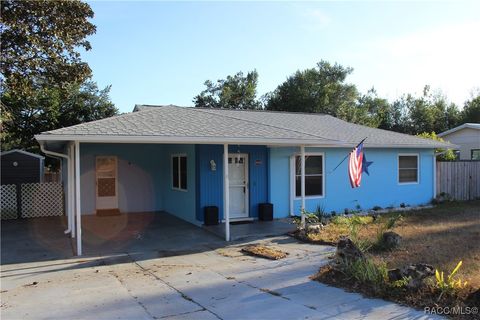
[210,160,216,171]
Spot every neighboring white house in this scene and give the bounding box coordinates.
[438,123,480,160]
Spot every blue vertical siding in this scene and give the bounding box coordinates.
[196,144,268,221]
[269,147,436,218]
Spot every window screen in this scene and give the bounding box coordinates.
[399,155,418,183]
[295,155,323,197]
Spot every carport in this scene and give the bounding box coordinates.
[1,212,225,264]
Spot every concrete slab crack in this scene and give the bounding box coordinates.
[126,254,223,320]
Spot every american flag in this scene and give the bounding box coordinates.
[348,141,364,188]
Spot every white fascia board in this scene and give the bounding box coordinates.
[438,123,480,137]
[35,134,340,146]
[34,134,456,149]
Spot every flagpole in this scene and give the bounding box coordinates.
[329,137,367,174]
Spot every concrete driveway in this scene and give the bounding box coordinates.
[1,236,439,320]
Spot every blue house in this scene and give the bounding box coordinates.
[35,105,452,255]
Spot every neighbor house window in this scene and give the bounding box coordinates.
[398,154,419,184]
[172,155,187,191]
[471,149,480,160]
[295,155,323,197]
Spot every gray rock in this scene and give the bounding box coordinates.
[306,224,323,234]
[387,263,435,289]
[336,237,364,262]
[382,231,401,248]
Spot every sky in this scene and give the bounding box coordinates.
[83,1,480,113]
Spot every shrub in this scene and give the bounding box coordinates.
[372,206,382,211]
[434,261,468,300]
[292,209,321,227]
[345,215,374,252]
[341,258,388,290]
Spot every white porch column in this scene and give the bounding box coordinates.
[223,144,230,241]
[74,141,82,255]
[68,142,75,238]
[300,145,306,228]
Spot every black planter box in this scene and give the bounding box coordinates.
[258,203,273,221]
[204,206,219,225]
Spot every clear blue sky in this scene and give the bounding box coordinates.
[83,1,480,113]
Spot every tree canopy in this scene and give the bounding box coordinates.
[193,70,261,109]
[1,0,96,95]
[461,93,480,123]
[0,0,117,153]
[1,81,118,151]
[265,61,359,122]
[193,61,479,145]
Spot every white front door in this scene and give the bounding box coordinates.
[228,153,249,219]
[96,156,118,210]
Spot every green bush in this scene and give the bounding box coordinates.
[341,258,388,290]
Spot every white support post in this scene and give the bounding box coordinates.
[300,145,306,228]
[433,153,437,198]
[69,143,75,238]
[223,144,230,241]
[74,141,82,255]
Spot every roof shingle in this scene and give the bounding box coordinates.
[36,105,454,148]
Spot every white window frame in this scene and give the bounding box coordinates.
[171,154,188,192]
[398,153,420,185]
[290,152,325,200]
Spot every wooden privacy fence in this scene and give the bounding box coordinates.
[0,182,64,220]
[436,161,480,200]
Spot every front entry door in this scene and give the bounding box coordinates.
[96,156,118,211]
[228,153,249,219]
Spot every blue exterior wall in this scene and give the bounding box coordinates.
[161,144,198,225]
[269,147,435,217]
[79,143,198,224]
[196,144,268,221]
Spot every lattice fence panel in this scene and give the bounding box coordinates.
[21,183,64,218]
[1,184,18,220]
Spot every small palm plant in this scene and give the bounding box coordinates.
[435,261,468,300]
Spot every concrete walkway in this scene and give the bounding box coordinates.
[1,236,440,320]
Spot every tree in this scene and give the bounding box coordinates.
[356,88,391,128]
[461,93,480,123]
[193,70,261,109]
[1,0,96,95]
[389,87,461,135]
[417,132,456,161]
[265,61,360,122]
[1,81,118,151]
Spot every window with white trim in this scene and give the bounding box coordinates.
[295,155,323,197]
[471,149,480,160]
[172,155,187,191]
[398,155,418,183]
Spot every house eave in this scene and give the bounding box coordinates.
[35,134,453,149]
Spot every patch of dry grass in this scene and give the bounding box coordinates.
[241,244,288,260]
[308,201,480,288]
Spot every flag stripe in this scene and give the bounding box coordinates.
[348,142,364,188]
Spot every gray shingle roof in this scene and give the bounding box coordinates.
[36,105,454,148]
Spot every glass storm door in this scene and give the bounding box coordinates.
[228,154,249,219]
[96,156,118,210]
